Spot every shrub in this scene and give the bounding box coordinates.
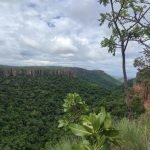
[58,93,120,150]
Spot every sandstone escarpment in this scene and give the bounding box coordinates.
[133,82,150,111]
[0,67,77,77]
[133,69,150,111]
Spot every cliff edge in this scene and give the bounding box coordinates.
[133,69,150,111]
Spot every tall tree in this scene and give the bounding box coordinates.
[99,0,150,118]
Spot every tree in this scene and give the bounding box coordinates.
[134,49,150,82]
[99,0,150,118]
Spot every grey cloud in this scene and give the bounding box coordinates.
[0,0,140,77]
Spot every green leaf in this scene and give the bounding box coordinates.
[104,113,112,129]
[89,113,98,130]
[101,36,116,56]
[97,107,106,127]
[58,119,68,128]
[97,135,106,148]
[81,115,94,132]
[70,124,92,137]
[99,0,109,6]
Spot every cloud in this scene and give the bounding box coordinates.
[0,0,141,77]
[49,37,78,54]
[20,35,40,48]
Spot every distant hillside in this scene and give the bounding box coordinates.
[0,65,121,88]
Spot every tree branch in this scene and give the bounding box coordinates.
[110,0,122,39]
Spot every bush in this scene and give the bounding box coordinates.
[57,93,120,149]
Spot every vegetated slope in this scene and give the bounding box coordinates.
[71,68,121,88]
[0,66,121,89]
[0,75,125,150]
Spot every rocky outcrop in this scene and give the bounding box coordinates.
[133,69,150,111]
[0,67,78,78]
[133,82,150,111]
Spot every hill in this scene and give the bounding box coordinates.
[0,66,121,89]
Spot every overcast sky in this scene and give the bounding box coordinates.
[0,0,142,78]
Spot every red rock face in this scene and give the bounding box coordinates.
[0,68,77,78]
[133,82,150,111]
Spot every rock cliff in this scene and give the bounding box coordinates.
[133,69,150,111]
[0,66,77,77]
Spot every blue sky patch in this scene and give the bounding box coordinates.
[21,50,35,58]
[53,16,61,20]
[47,22,55,28]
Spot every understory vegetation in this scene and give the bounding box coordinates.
[49,113,150,150]
[48,93,150,150]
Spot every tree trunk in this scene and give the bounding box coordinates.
[121,48,132,119]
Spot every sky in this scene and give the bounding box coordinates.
[0,0,142,78]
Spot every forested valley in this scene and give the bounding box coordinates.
[0,71,127,149]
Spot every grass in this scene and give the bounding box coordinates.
[45,137,79,150]
[48,112,150,150]
[113,112,150,150]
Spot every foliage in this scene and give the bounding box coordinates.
[50,113,150,150]
[0,75,125,149]
[134,49,150,70]
[130,96,145,118]
[136,68,150,83]
[99,0,150,114]
[58,93,120,150]
[99,0,150,52]
[58,93,89,129]
[0,75,109,149]
[0,74,147,150]
[113,113,150,150]
[45,137,79,150]
[75,69,121,89]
